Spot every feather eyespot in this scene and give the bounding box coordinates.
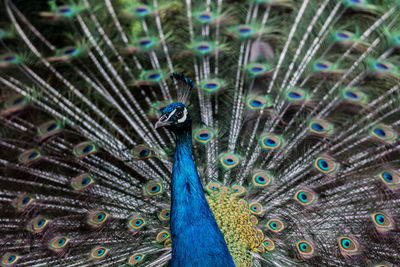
[370,60,397,75]
[346,91,358,98]
[196,11,212,23]
[266,219,284,232]
[238,26,251,33]
[246,95,270,110]
[72,141,98,157]
[295,189,316,206]
[27,216,49,233]
[249,202,263,215]
[220,153,240,169]
[156,230,170,243]
[1,95,29,116]
[378,170,400,189]
[206,182,221,193]
[13,195,34,211]
[57,6,72,14]
[129,253,145,265]
[313,61,332,71]
[1,253,19,265]
[159,209,171,221]
[18,148,41,165]
[236,25,255,38]
[332,30,357,45]
[71,173,94,191]
[308,119,333,135]
[128,216,146,232]
[251,99,263,107]
[62,47,77,55]
[286,89,307,101]
[261,238,275,251]
[3,55,16,61]
[193,41,215,55]
[252,171,272,187]
[87,211,109,228]
[341,88,368,105]
[51,46,82,60]
[131,145,154,160]
[90,247,108,259]
[314,155,339,175]
[289,91,301,98]
[375,62,391,70]
[136,39,153,50]
[370,124,397,143]
[194,128,214,144]
[139,149,150,157]
[147,72,160,79]
[48,236,69,252]
[144,181,163,196]
[12,96,22,103]
[338,237,360,255]
[0,54,21,66]
[134,5,149,16]
[371,212,395,232]
[336,31,352,39]
[197,44,210,50]
[231,185,246,196]
[140,70,164,83]
[200,79,224,93]
[246,63,270,76]
[198,13,211,19]
[296,241,315,259]
[260,134,283,149]
[37,120,63,140]
[138,38,152,47]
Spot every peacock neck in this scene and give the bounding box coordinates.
[174,128,193,159]
[170,126,235,267]
[171,126,203,210]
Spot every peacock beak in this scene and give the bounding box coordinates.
[155,115,173,129]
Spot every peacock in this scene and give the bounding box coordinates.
[1,0,400,266]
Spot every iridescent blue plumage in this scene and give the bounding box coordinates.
[157,102,234,267]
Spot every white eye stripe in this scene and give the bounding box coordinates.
[166,109,176,121]
[178,108,188,123]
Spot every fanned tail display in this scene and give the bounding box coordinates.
[1,0,400,266]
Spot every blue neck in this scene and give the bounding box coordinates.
[170,128,235,267]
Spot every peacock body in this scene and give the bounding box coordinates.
[0,0,400,266]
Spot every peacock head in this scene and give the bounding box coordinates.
[155,102,192,132]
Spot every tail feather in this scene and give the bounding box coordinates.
[1,0,400,266]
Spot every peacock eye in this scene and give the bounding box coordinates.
[175,109,183,118]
